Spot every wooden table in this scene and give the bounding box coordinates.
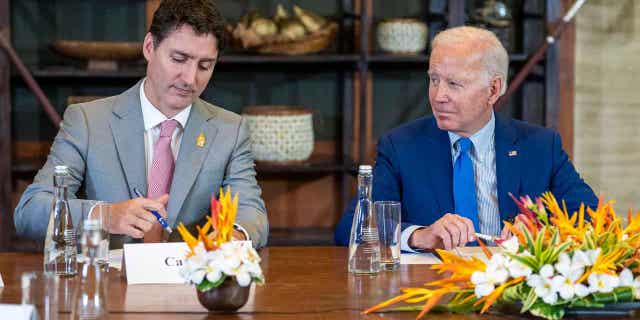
[0,247,506,319]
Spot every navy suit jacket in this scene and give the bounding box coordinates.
[335,115,597,246]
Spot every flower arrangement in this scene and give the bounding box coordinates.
[177,187,265,292]
[364,192,640,320]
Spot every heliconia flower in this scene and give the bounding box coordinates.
[588,273,620,293]
[527,264,558,304]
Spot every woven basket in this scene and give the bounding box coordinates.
[257,22,338,55]
[376,19,428,54]
[242,106,314,163]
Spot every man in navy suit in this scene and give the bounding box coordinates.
[335,26,597,251]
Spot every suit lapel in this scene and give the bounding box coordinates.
[495,114,520,222]
[424,120,455,215]
[110,82,147,198]
[166,99,218,227]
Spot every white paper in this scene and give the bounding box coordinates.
[401,253,442,264]
[123,242,190,285]
[452,246,503,262]
[0,304,35,320]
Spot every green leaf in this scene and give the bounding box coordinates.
[388,306,423,312]
[521,286,538,313]
[196,275,227,292]
[568,296,604,308]
[528,302,565,320]
[592,286,634,304]
[501,283,523,303]
[509,254,538,272]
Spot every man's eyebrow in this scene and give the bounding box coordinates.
[171,50,217,63]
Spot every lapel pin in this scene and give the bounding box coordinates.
[508,150,518,157]
[196,133,206,147]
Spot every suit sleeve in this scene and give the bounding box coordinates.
[14,105,99,240]
[334,134,403,246]
[222,117,268,248]
[549,131,598,212]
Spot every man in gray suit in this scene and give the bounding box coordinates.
[14,0,268,248]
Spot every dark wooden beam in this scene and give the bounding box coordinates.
[0,0,12,252]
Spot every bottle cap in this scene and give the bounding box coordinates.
[358,165,372,174]
[54,165,69,174]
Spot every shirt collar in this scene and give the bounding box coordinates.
[448,111,495,162]
[140,78,192,131]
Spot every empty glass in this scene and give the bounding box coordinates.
[21,271,59,320]
[375,201,401,270]
[79,202,110,270]
[71,218,109,320]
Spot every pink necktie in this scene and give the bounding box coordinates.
[145,119,179,243]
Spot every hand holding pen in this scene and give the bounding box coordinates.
[106,191,170,239]
[133,188,173,233]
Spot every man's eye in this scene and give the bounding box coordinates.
[199,64,212,71]
[449,81,461,87]
[172,56,186,63]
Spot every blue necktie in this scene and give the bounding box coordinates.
[453,138,480,232]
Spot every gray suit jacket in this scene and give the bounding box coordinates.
[14,81,269,248]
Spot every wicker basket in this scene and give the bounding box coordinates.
[257,22,338,55]
[242,106,314,163]
[230,22,338,56]
[376,19,428,54]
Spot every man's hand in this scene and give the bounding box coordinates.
[108,194,169,238]
[232,229,246,241]
[409,213,476,250]
[500,216,527,239]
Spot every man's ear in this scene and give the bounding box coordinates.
[487,77,503,106]
[142,33,155,62]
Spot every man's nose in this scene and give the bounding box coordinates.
[432,84,449,102]
[181,63,198,87]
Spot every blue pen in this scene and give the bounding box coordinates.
[133,188,173,233]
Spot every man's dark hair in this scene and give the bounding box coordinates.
[149,0,227,53]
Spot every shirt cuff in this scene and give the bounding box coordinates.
[233,223,250,241]
[401,225,425,253]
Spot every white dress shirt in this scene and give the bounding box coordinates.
[140,79,191,176]
[401,112,500,252]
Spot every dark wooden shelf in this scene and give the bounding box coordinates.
[268,227,334,246]
[220,54,360,64]
[255,156,354,174]
[368,53,531,64]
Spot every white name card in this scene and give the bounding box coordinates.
[0,304,35,320]
[123,242,190,285]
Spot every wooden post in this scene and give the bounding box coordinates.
[558,0,576,158]
[0,0,12,251]
[145,0,161,32]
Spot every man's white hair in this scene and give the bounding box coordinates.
[432,26,509,95]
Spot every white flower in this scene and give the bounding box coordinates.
[500,236,520,255]
[527,264,558,304]
[180,241,264,287]
[620,268,634,286]
[633,276,640,299]
[507,258,532,278]
[551,252,589,300]
[471,256,510,298]
[588,273,620,293]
